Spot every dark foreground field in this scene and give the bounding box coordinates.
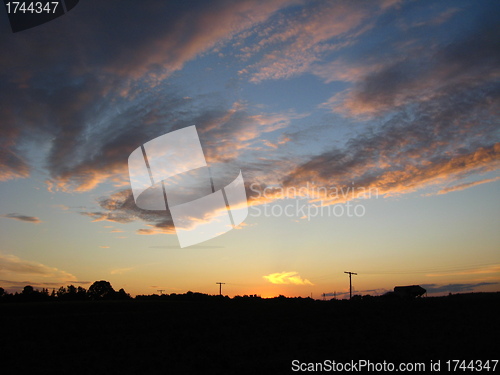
[1,293,498,374]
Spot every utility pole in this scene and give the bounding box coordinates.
[216,282,225,296]
[157,289,164,295]
[344,271,357,300]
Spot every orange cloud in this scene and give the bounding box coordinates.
[434,177,500,195]
[0,253,77,283]
[263,271,314,286]
[137,226,175,236]
[110,267,134,275]
[284,143,499,205]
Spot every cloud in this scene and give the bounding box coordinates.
[0,0,294,189]
[238,0,396,83]
[404,7,461,29]
[80,189,176,235]
[110,267,134,275]
[1,213,41,224]
[282,79,500,203]
[421,282,499,295]
[0,254,78,287]
[0,147,30,182]
[323,5,500,117]
[238,2,500,206]
[79,0,293,79]
[76,118,297,234]
[2,0,497,229]
[263,271,314,285]
[80,184,235,235]
[52,204,69,211]
[426,264,500,277]
[0,0,292,81]
[311,59,386,84]
[433,177,500,195]
[197,101,307,165]
[261,134,291,149]
[136,227,174,236]
[3,85,301,194]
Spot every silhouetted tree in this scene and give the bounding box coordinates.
[22,285,34,295]
[67,285,77,295]
[116,288,131,300]
[57,286,67,298]
[77,286,87,300]
[88,280,115,300]
[18,285,51,302]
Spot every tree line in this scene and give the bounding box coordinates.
[0,280,131,302]
[0,282,288,303]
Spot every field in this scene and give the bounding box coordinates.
[1,293,498,374]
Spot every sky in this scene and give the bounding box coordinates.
[0,0,498,298]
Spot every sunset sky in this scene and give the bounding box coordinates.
[0,0,498,298]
